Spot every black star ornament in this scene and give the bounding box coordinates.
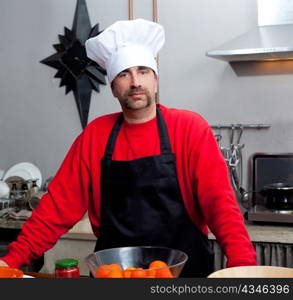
[40,0,106,129]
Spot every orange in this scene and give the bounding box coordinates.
[122,269,132,278]
[148,260,174,278]
[149,260,168,269]
[95,264,111,278]
[108,269,123,278]
[146,269,156,278]
[122,267,136,278]
[0,266,24,278]
[155,267,174,278]
[108,264,122,270]
[96,264,123,278]
[131,268,147,278]
[125,267,137,270]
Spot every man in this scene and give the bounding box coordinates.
[0,19,256,277]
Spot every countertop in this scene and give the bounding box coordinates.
[0,213,96,240]
[208,222,293,244]
[0,214,292,244]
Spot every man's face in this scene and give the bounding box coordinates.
[111,66,158,110]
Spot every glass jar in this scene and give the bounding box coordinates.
[55,258,80,278]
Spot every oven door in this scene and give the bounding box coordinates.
[245,153,293,224]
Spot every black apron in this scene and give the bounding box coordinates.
[95,107,214,277]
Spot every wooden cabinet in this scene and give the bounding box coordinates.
[40,232,96,276]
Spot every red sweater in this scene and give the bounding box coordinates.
[2,104,257,268]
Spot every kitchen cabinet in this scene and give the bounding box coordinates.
[0,215,95,276]
[0,226,44,272]
[208,223,293,270]
[40,232,96,276]
[39,215,96,276]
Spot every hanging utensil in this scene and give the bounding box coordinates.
[128,0,133,20]
[153,0,158,22]
[235,124,245,150]
[232,125,244,186]
[214,127,230,164]
[229,124,235,150]
[228,125,246,204]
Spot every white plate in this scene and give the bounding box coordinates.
[5,169,32,182]
[0,169,5,180]
[3,162,42,188]
[23,275,34,278]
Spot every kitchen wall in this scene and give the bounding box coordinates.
[1,0,293,197]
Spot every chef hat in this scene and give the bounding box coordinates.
[85,18,165,83]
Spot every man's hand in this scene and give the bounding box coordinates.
[0,259,9,267]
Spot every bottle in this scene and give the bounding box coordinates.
[9,182,18,199]
[55,258,80,278]
[10,181,21,209]
[20,182,29,210]
[29,179,39,198]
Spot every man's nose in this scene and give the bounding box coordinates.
[130,73,140,88]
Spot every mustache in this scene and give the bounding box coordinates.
[126,87,146,95]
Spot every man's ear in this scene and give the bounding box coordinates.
[111,88,117,98]
[111,81,117,98]
[154,74,159,94]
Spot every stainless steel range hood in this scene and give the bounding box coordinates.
[206,0,293,62]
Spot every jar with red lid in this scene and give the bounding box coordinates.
[55,258,80,278]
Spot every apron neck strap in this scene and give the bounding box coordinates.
[104,106,172,158]
[104,113,124,158]
[156,107,172,154]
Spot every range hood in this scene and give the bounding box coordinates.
[206,0,293,62]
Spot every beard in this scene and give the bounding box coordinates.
[119,87,153,110]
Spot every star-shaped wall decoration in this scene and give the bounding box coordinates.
[40,0,106,129]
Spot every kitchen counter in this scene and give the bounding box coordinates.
[0,213,95,238]
[1,214,292,273]
[65,218,293,244]
[208,222,293,244]
[0,218,24,230]
[208,221,293,269]
[0,215,292,244]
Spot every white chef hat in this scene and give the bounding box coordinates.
[85,18,165,83]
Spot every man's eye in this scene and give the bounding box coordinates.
[119,73,128,78]
[139,70,148,75]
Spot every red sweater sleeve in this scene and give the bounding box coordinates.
[2,134,90,268]
[191,122,257,267]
